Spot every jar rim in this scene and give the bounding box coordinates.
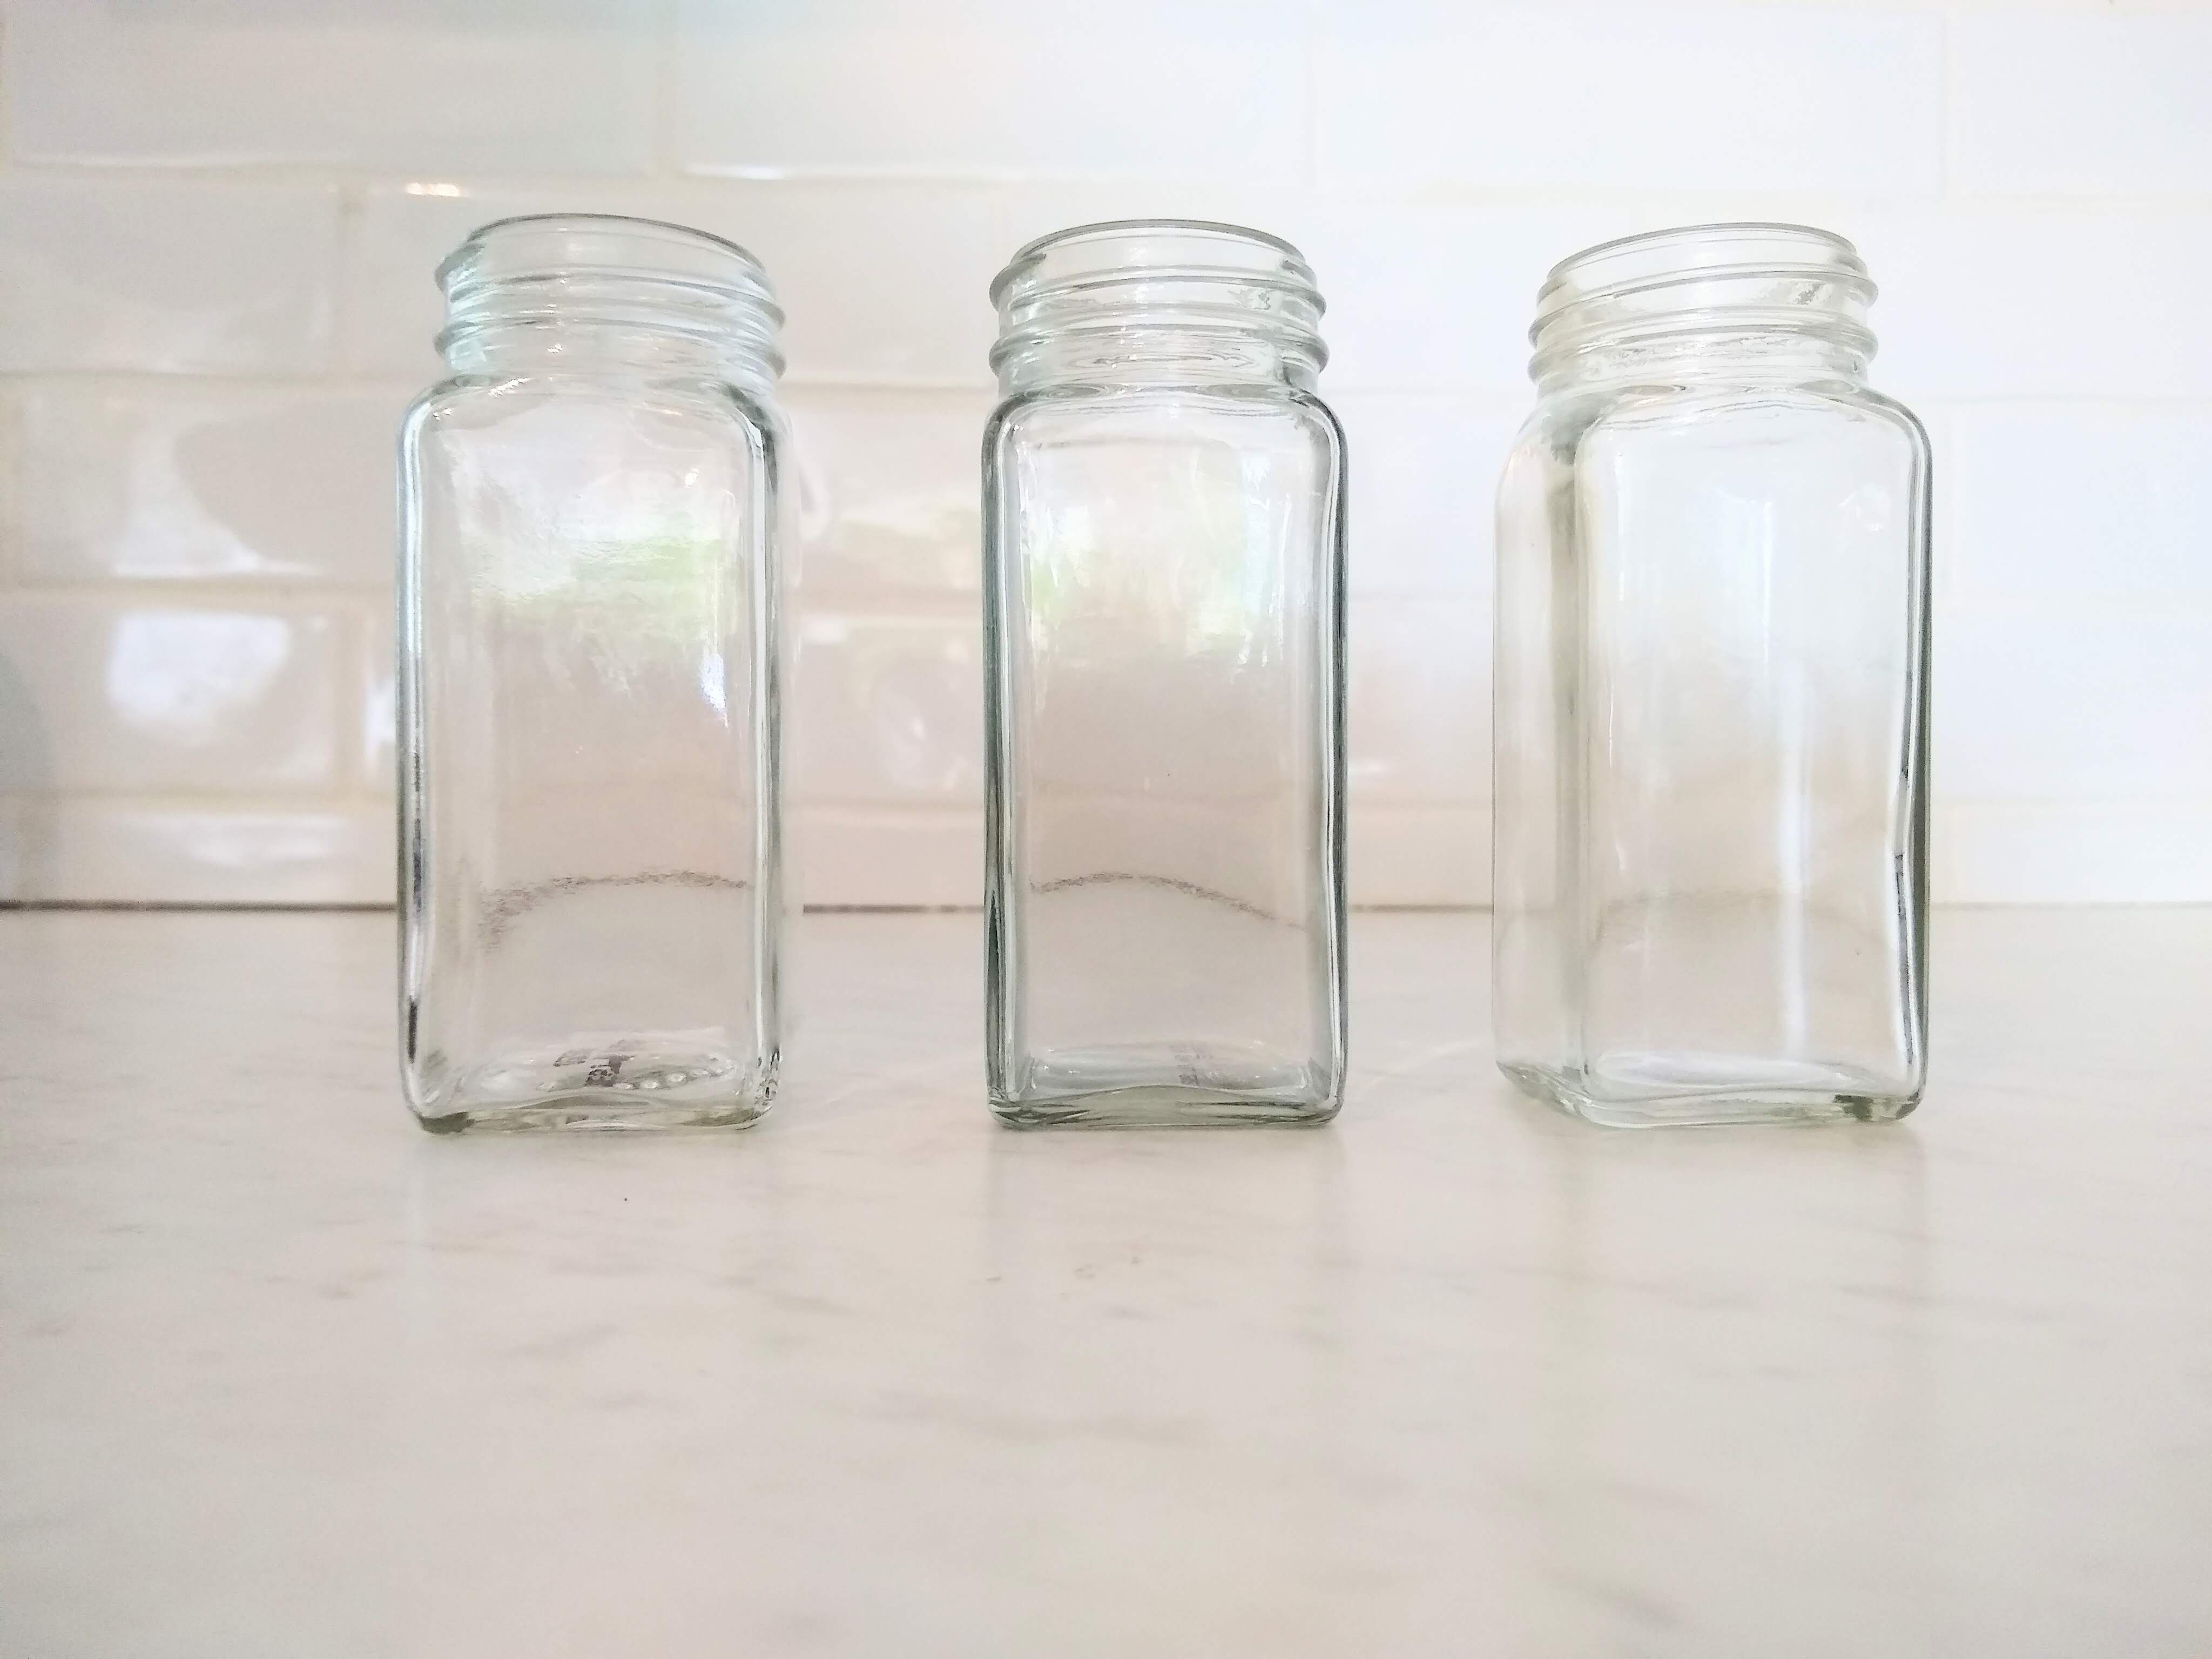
[439,212,778,312]
[435,212,785,383]
[1539,222,1870,311]
[991,218,1313,308]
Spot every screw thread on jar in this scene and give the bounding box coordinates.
[990,219,1327,393]
[1530,222,1877,390]
[437,213,785,396]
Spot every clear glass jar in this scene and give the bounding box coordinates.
[397,214,788,1131]
[1494,223,1930,1128]
[983,220,1348,1128]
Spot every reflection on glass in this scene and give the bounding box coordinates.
[398,214,789,1132]
[1494,224,1931,1127]
[984,221,1347,1127]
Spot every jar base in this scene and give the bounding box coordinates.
[1501,1057,1918,1129]
[407,1042,775,1133]
[993,1047,1341,1129]
[414,1094,771,1134]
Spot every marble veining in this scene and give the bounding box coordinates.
[2,908,2209,1657]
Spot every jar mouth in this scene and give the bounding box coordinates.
[437,213,785,380]
[990,218,1326,382]
[1531,221,1875,385]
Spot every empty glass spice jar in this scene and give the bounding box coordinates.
[1494,223,1931,1127]
[983,220,1348,1127]
[398,214,788,1131]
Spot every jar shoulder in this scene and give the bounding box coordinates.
[404,374,784,455]
[1506,380,1928,476]
[987,385,1344,461]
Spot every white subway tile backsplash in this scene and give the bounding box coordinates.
[1330,393,1517,599]
[9,384,404,586]
[1953,405,2212,609]
[672,0,1307,182]
[0,798,391,906]
[0,178,339,375]
[1350,807,1488,908]
[1937,598,2212,804]
[798,807,982,909]
[1348,598,1488,804]
[0,598,346,793]
[5,3,657,174]
[1937,801,2212,907]
[0,0,2203,905]
[1853,206,2212,402]
[355,605,396,795]
[1317,2,1942,193]
[726,183,1003,386]
[1954,11,2212,199]
[783,387,991,607]
[1305,194,1647,393]
[795,613,983,805]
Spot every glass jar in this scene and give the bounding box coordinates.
[397,214,788,1131]
[1494,223,1930,1128]
[983,220,1347,1128]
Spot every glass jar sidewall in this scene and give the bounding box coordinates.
[396,374,787,1128]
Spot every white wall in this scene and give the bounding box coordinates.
[0,0,2206,906]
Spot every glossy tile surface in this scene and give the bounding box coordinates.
[3,909,2209,1657]
[0,177,339,374]
[0,597,345,791]
[10,383,401,585]
[671,0,1308,181]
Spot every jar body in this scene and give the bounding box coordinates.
[397,216,786,1131]
[983,222,1347,1127]
[1494,229,1930,1128]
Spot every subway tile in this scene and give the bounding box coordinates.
[1316,2,1941,193]
[1303,194,1652,393]
[10,385,406,586]
[356,604,396,795]
[1936,597,2212,804]
[5,3,656,173]
[1348,598,1488,804]
[347,181,1000,386]
[1330,393,1518,599]
[1851,206,2212,402]
[725,183,1003,386]
[1952,404,2212,609]
[781,387,990,607]
[1954,11,2212,198]
[0,597,346,793]
[672,0,1307,181]
[794,612,983,805]
[0,798,392,906]
[796,807,982,908]
[0,178,339,375]
[1350,806,1489,908]
[1936,801,2212,907]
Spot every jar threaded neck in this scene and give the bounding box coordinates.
[1530,222,1877,388]
[990,219,1326,392]
[437,213,785,388]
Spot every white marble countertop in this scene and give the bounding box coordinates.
[3,909,2209,1657]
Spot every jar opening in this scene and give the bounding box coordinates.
[437,212,785,383]
[990,219,1327,389]
[1530,221,1876,387]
